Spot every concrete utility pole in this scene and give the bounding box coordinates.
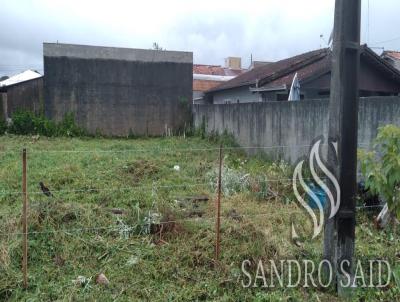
[323,0,361,296]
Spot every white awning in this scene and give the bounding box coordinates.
[0,70,43,87]
[193,73,235,82]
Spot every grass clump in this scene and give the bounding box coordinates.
[122,159,160,183]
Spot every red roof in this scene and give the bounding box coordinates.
[207,49,329,92]
[193,80,221,91]
[262,52,330,89]
[207,46,400,93]
[383,51,400,60]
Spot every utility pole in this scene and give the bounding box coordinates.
[323,0,361,296]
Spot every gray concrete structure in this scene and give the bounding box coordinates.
[44,43,193,136]
[193,97,400,163]
[1,93,5,120]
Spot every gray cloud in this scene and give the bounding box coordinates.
[0,0,399,76]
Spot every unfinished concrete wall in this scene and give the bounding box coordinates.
[193,97,400,163]
[1,93,6,120]
[44,43,193,136]
[5,78,44,117]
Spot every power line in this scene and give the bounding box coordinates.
[372,36,400,46]
[367,0,370,44]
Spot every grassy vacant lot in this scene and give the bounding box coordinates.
[0,135,399,301]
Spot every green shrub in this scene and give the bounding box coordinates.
[0,118,6,134]
[32,116,58,137]
[7,110,85,137]
[57,112,86,137]
[207,129,239,148]
[358,125,400,218]
[9,110,36,135]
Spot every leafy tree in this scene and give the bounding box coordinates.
[359,125,400,218]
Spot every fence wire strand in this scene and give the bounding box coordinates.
[0,204,384,238]
[0,142,372,155]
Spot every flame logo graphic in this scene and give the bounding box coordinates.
[292,139,340,239]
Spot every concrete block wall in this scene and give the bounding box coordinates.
[44,43,193,136]
[1,93,6,120]
[193,97,400,163]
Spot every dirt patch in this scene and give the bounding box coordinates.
[122,159,160,182]
[53,255,65,267]
[176,195,209,219]
[149,212,186,245]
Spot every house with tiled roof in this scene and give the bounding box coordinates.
[193,57,247,102]
[205,45,400,104]
[382,50,400,71]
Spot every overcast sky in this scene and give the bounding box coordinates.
[1,0,399,76]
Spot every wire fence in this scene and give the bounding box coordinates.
[0,142,372,155]
[0,205,384,239]
[0,143,383,289]
[0,176,347,196]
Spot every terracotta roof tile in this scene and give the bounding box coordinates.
[193,80,222,92]
[193,64,245,76]
[207,48,329,92]
[208,46,400,93]
[383,51,400,60]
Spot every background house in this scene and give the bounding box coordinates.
[44,43,193,136]
[205,45,400,104]
[0,70,43,120]
[193,57,246,103]
[381,50,400,71]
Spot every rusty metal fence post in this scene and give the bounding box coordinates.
[215,144,223,261]
[22,148,28,289]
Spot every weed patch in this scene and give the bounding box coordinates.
[122,159,160,182]
[7,110,86,137]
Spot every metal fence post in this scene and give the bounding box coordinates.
[215,144,223,261]
[22,148,28,289]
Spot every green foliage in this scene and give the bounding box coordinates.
[57,112,86,137]
[7,110,85,137]
[358,125,400,218]
[178,96,189,107]
[194,116,207,139]
[207,129,239,148]
[0,118,6,135]
[9,110,36,135]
